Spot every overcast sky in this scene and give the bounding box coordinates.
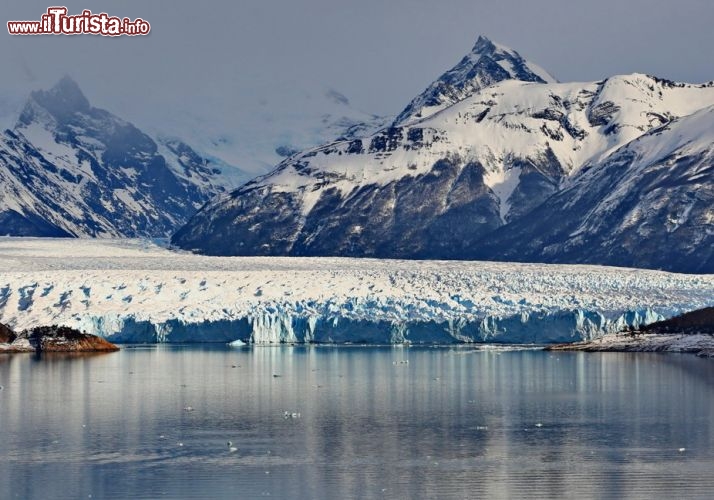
[2,0,713,169]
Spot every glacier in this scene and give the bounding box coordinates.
[0,238,712,345]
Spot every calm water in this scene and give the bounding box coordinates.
[1,346,713,499]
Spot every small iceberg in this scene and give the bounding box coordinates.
[227,339,247,347]
[471,344,544,352]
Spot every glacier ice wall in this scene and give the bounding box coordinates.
[67,306,665,345]
[0,239,712,345]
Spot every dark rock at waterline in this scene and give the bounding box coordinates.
[0,325,119,353]
[0,322,16,344]
[545,306,714,356]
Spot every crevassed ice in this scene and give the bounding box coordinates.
[0,239,711,345]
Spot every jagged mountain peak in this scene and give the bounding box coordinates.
[472,35,496,52]
[469,35,518,58]
[21,76,91,124]
[49,75,85,97]
[0,77,240,238]
[393,36,556,126]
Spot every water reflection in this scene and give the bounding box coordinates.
[0,347,713,499]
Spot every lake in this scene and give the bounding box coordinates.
[1,346,713,499]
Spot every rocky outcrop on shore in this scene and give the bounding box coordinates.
[547,332,714,355]
[547,307,714,356]
[0,322,16,344]
[0,323,119,353]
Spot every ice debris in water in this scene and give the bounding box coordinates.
[284,411,301,419]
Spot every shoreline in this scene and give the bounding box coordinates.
[547,332,714,357]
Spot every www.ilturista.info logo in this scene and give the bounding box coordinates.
[7,7,150,36]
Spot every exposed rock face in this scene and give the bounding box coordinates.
[0,325,119,353]
[0,322,15,343]
[475,106,714,273]
[393,35,557,126]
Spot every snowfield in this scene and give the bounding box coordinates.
[0,238,712,344]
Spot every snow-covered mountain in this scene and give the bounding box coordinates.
[172,36,714,271]
[131,85,390,176]
[473,104,714,273]
[0,76,390,178]
[0,77,245,237]
[393,35,557,126]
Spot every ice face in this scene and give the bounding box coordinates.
[0,239,711,344]
[63,307,664,345]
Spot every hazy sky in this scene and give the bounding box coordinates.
[2,0,713,170]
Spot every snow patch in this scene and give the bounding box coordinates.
[483,166,522,222]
